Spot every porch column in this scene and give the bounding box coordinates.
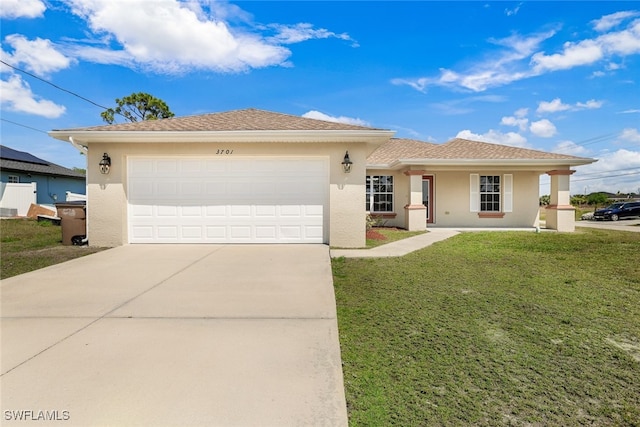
[546,169,576,232]
[404,170,427,231]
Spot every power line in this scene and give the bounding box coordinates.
[0,118,48,134]
[572,170,640,182]
[574,166,640,177]
[553,132,618,154]
[1,59,110,111]
[539,169,640,186]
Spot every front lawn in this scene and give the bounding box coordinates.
[0,219,106,279]
[333,228,640,426]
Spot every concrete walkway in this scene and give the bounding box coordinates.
[330,228,460,258]
[330,227,541,258]
[1,245,347,426]
[331,219,640,259]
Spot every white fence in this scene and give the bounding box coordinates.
[0,182,37,216]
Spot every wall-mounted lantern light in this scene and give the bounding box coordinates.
[99,153,111,175]
[341,151,353,173]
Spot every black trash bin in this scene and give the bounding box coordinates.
[55,201,87,246]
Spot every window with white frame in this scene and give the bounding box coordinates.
[366,175,394,212]
[470,174,513,213]
[8,175,20,183]
[480,175,501,211]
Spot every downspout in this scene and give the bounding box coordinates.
[68,137,90,245]
[68,136,88,155]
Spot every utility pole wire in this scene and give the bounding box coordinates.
[0,118,48,134]
[1,59,111,111]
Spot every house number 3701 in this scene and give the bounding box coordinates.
[216,149,234,155]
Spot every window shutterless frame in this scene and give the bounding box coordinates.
[366,175,394,212]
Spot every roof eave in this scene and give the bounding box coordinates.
[366,157,597,170]
[397,158,597,167]
[49,129,396,145]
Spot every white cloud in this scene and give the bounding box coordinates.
[530,119,557,137]
[3,34,73,77]
[61,0,353,74]
[0,0,45,19]
[620,127,640,143]
[500,115,529,131]
[537,97,603,114]
[537,98,570,114]
[532,39,604,72]
[64,0,291,73]
[572,148,640,194]
[504,3,522,17]
[606,61,622,70]
[266,23,358,47]
[0,74,66,118]
[514,108,528,118]
[576,99,603,109]
[456,129,528,148]
[392,29,556,92]
[620,109,640,114]
[302,110,370,127]
[395,12,640,94]
[592,11,640,32]
[553,140,590,156]
[532,17,640,72]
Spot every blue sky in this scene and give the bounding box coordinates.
[2,0,639,195]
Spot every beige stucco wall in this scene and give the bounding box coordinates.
[86,142,369,248]
[364,168,542,229]
[431,170,540,227]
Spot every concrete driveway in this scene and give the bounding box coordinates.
[1,245,347,426]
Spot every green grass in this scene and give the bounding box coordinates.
[0,219,106,279]
[333,228,640,426]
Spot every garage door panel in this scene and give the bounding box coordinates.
[182,206,203,216]
[156,160,179,175]
[206,206,226,217]
[128,157,326,244]
[182,226,203,239]
[256,205,277,217]
[206,226,226,238]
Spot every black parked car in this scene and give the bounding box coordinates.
[593,201,640,221]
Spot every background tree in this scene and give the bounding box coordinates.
[587,192,608,209]
[101,92,174,124]
[570,194,587,206]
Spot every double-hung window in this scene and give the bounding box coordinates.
[470,174,512,214]
[8,175,19,183]
[480,175,501,212]
[366,175,394,212]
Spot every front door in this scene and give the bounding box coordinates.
[422,176,434,224]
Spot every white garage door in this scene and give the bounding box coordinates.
[127,157,327,244]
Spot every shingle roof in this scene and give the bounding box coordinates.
[0,145,86,179]
[59,108,384,132]
[367,138,439,164]
[367,137,592,164]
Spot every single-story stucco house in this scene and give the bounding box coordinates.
[49,108,595,248]
[0,145,86,216]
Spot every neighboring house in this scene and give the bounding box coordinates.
[0,145,86,215]
[49,108,595,248]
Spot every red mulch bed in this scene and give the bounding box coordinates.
[366,229,387,240]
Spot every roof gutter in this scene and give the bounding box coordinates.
[49,130,396,145]
[368,157,596,169]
